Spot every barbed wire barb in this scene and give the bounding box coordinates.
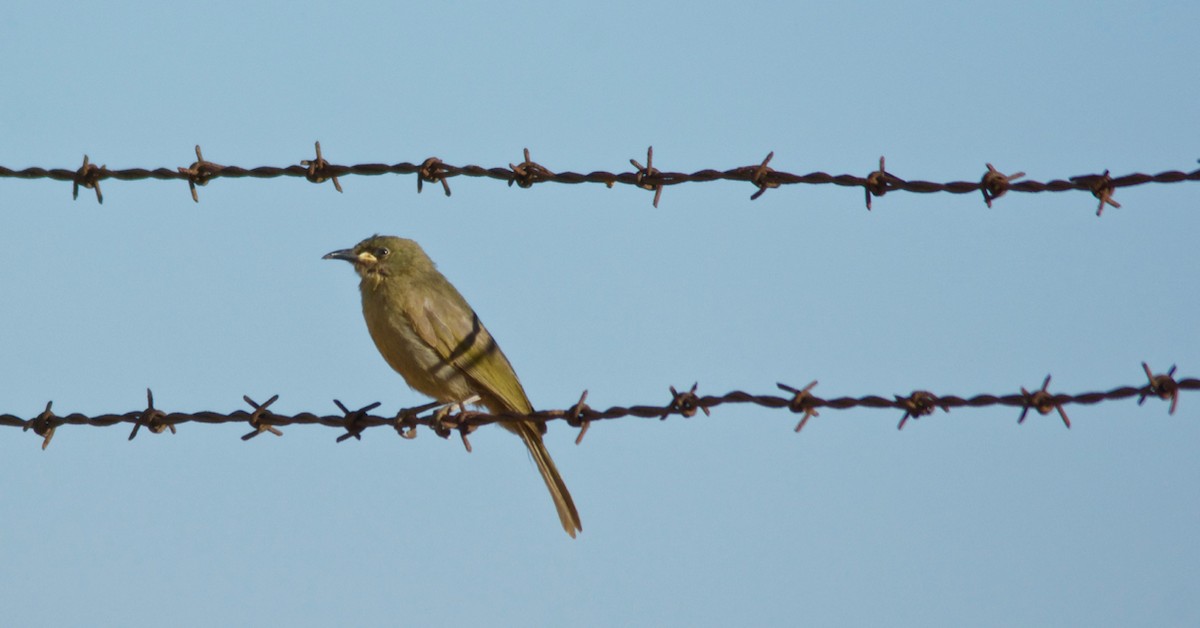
[333,399,381,443]
[1018,375,1070,428]
[864,156,896,210]
[1139,362,1180,415]
[72,154,104,204]
[178,145,223,203]
[509,148,554,188]
[567,390,592,445]
[129,388,175,440]
[749,151,780,200]
[981,163,1025,208]
[301,141,343,193]
[240,394,283,441]
[777,380,820,432]
[417,157,451,196]
[1072,169,1121,216]
[630,146,664,207]
[21,401,58,450]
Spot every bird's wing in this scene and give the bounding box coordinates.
[403,279,576,536]
[403,280,534,415]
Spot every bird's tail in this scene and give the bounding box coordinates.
[511,421,582,538]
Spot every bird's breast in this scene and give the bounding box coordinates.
[360,284,474,403]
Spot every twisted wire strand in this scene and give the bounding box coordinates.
[2,144,1195,212]
[2,365,1192,449]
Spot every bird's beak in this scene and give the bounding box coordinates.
[323,248,358,263]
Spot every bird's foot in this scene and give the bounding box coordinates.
[429,395,480,437]
[430,405,453,438]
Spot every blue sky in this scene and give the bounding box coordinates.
[2,1,1198,626]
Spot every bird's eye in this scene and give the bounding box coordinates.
[376,247,390,258]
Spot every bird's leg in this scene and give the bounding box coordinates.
[456,394,481,435]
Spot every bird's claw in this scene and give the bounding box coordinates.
[430,405,453,438]
[429,395,480,438]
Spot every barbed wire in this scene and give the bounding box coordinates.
[2,143,1197,214]
[1,363,1190,450]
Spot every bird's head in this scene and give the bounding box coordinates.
[323,235,431,285]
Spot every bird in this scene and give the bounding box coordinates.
[323,235,582,537]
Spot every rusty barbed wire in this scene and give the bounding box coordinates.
[1,143,1196,211]
[1,363,1192,450]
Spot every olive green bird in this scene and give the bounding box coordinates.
[323,235,582,538]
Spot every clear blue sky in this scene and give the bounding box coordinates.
[2,1,1198,626]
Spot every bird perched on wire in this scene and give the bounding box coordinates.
[323,235,582,537]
